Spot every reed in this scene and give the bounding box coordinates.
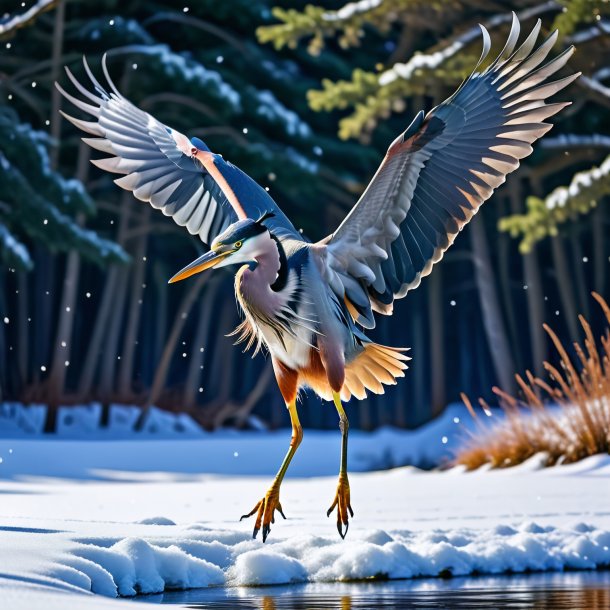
[456,292,610,469]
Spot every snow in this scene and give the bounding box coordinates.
[254,90,312,138]
[0,403,479,474]
[324,0,382,22]
[1,406,609,608]
[153,46,242,111]
[544,154,610,210]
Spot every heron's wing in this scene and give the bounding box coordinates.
[56,56,300,246]
[318,14,578,328]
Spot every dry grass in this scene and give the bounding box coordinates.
[455,292,610,470]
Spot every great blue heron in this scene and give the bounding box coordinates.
[57,14,578,541]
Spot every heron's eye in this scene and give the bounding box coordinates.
[234,241,242,249]
[190,147,198,156]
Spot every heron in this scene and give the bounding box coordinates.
[57,14,578,542]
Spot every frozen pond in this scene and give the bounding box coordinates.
[135,570,610,608]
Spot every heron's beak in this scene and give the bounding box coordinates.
[168,249,232,284]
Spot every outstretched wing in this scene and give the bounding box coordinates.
[56,57,300,245]
[318,14,579,328]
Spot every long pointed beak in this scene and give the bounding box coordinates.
[168,249,231,284]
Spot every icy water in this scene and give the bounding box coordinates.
[137,571,610,609]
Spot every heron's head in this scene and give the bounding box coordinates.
[168,212,275,284]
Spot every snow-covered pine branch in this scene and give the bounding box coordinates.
[499,155,610,252]
[0,0,57,37]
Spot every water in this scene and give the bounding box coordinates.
[135,571,610,609]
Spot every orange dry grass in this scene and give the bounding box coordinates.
[456,292,610,470]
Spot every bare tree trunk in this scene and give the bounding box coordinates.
[412,307,426,425]
[212,365,273,429]
[77,266,118,398]
[152,264,168,364]
[146,276,206,408]
[522,250,545,377]
[182,278,220,409]
[514,180,545,376]
[47,143,90,401]
[77,192,131,399]
[428,267,445,416]
[16,271,29,389]
[551,235,580,344]
[49,0,65,169]
[496,199,522,364]
[98,266,129,401]
[117,206,151,397]
[33,244,56,389]
[570,233,590,319]
[592,205,606,295]
[204,305,237,410]
[469,213,516,392]
[0,270,7,401]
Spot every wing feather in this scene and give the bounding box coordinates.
[56,56,300,246]
[318,14,578,327]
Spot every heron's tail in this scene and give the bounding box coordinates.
[342,343,410,401]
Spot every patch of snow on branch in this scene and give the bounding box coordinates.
[545,155,610,210]
[379,41,464,86]
[378,5,558,88]
[541,134,610,150]
[323,0,383,22]
[255,90,312,138]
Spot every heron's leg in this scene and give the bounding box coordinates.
[240,398,302,542]
[327,391,353,539]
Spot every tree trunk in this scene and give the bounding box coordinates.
[570,233,590,319]
[146,276,206,408]
[514,179,545,376]
[428,266,445,416]
[77,192,131,399]
[523,249,545,377]
[33,243,56,389]
[16,271,29,389]
[592,205,606,295]
[204,304,237,411]
[98,266,130,401]
[152,263,169,366]
[182,278,221,409]
[551,235,580,344]
[496,199,522,364]
[49,0,65,169]
[47,143,90,402]
[412,307,426,426]
[469,213,516,392]
[117,206,151,398]
[212,365,273,429]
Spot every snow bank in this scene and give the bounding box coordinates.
[10,519,610,597]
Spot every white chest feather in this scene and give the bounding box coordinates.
[237,267,316,369]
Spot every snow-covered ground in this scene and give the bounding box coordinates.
[1,406,609,609]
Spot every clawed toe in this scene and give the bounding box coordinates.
[240,487,286,542]
[327,474,354,539]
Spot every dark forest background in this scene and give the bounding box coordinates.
[0,0,608,431]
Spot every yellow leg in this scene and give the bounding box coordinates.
[240,399,302,542]
[327,391,353,538]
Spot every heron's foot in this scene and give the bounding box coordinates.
[240,482,286,542]
[327,472,354,539]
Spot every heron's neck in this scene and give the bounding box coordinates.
[238,232,286,302]
[253,232,283,286]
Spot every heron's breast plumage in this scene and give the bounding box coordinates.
[234,253,317,370]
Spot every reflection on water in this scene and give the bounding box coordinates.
[138,571,610,609]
